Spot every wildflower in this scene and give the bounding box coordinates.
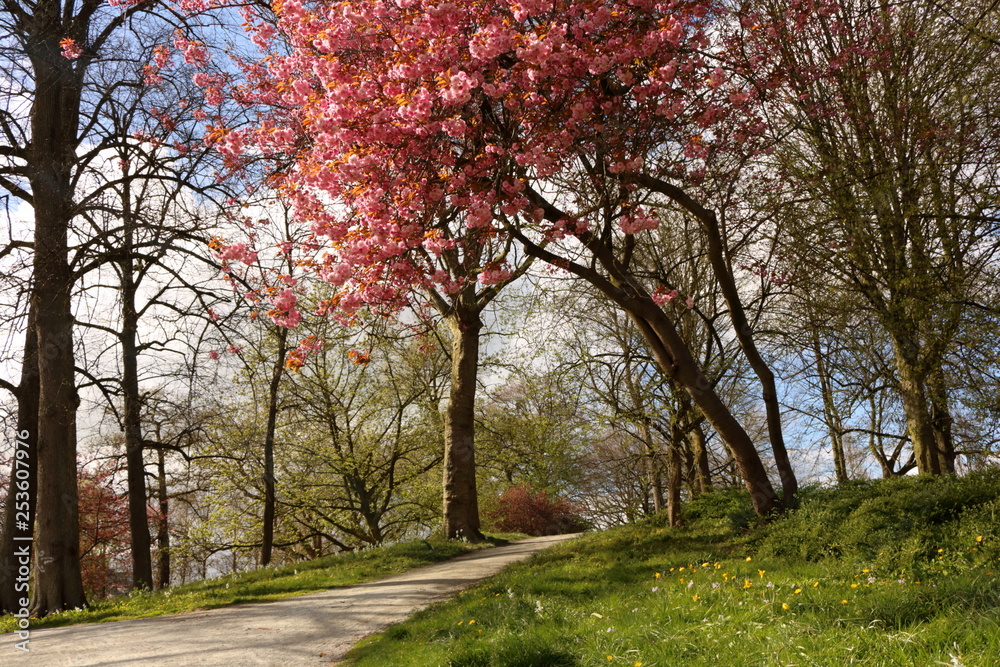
[794,589,802,594]
[692,595,700,601]
[758,569,766,578]
[746,556,753,561]
[469,620,476,625]
[851,584,858,589]
[781,602,790,610]
[635,663,644,667]
[841,600,848,604]
[867,576,876,584]
[977,536,984,543]
[743,580,752,589]
[651,587,659,592]
[813,582,820,587]
[654,572,662,578]
[607,656,613,661]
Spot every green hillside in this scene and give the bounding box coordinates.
[344,471,1000,666]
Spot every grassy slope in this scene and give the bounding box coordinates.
[0,536,521,633]
[344,471,1000,667]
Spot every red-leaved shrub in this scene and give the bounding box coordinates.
[487,485,589,536]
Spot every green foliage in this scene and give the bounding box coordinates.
[342,471,1000,666]
[746,471,1000,576]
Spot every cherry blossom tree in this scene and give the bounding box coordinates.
[228,0,785,513]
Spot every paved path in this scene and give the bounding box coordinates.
[3,534,579,666]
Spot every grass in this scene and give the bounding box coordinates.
[342,471,1000,666]
[0,534,523,633]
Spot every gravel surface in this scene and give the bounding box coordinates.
[2,533,579,666]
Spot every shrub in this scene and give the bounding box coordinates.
[486,485,589,536]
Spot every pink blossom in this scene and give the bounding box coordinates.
[60,38,83,60]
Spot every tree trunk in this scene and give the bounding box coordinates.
[810,325,849,484]
[28,20,87,613]
[926,365,955,474]
[120,195,154,591]
[666,422,684,527]
[689,420,712,496]
[0,305,40,613]
[892,339,948,475]
[442,309,484,541]
[154,447,170,589]
[261,327,289,566]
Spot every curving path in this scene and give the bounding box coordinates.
[2,534,579,666]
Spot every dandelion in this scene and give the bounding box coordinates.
[702,562,710,567]
[654,572,662,579]
[781,602,790,610]
[938,548,945,553]
[746,556,753,562]
[469,620,476,625]
[813,582,820,587]
[794,589,802,594]
[977,536,984,543]
[851,584,858,588]
[841,599,848,604]
[607,656,613,661]
[635,663,644,667]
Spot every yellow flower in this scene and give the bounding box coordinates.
[746,556,753,561]
[635,663,644,667]
[469,620,476,625]
[692,595,700,601]
[457,621,463,625]
[702,562,710,567]
[813,582,820,587]
[607,656,614,661]
[758,569,766,578]
[862,569,869,573]
[938,548,944,553]
[794,589,802,594]
[841,599,848,604]
[851,584,858,588]
[654,572,662,578]
[977,536,984,543]
[781,602,790,610]
[743,579,753,589]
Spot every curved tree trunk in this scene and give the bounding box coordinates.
[635,174,797,502]
[441,308,485,541]
[625,303,778,515]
